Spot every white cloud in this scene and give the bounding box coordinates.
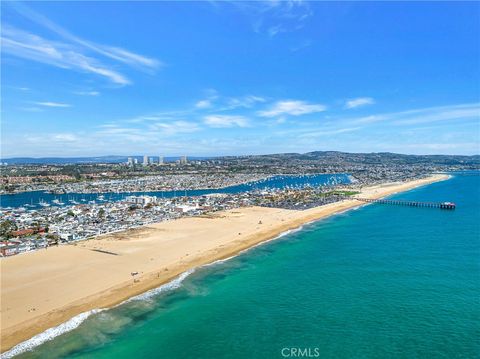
[1,26,131,85]
[96,120,200,139]
[8,2,161,71]
[345,97,375,109]
[195,100,213,109]
[34,101,71,108]
[195,89,219,109]
[1,4,161,86]
[394,106,480,125]
[401,142,480,151]
[195,93,266,112]
[98,46,159,70]
[228,0,313,37]
[258,100,326,117]
[204,115,249,128]
[299,127,361,138]
[290,39,312,52]
[149,121,201,135]
[53,133,77,141]
[348,103,480,126]
[351,115,384,124]
[268,25,284,37]
[74,91,100,96]
[226,95,266,109]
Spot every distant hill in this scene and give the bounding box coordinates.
[220,151,480,166]
[0,155,212,165]
[2,151,478,166]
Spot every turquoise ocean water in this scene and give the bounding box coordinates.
[9,173,480,358]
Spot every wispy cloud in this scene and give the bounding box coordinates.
[2,25,131,85]
[349,103,480,126]
[121,107,202,126]
[267,25,284,37]
[194,92,265,111]
[271,102,479,141]
[257,1,312,37]
[148,121,201,135]
[393,105,480,126]
[258,100,326,117]
[95,121,200,141]
[225,95,266,109]
[6,99,478,157]
[34,101,71,108]
[9,2,161,70]
[204,115,249,128]
[290,39,312,52]
[345,97,375,109]
[74,91,100,96]
[400,142,480,152]
[53,133,77,141]
[298,127,361,138]
[195,100,213,109]
[220,0,312,37]
[2,3,161,85]
[194,89,219,109]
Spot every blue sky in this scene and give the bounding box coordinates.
[1,1,479,157]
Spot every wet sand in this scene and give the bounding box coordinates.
[0,174,449,353]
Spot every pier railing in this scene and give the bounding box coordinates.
[354,198,456,210]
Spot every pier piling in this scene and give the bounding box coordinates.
[354,198,455,210]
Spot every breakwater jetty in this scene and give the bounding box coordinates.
[355,198,456,210]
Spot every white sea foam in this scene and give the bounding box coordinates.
[124,268,196,302]
[0,217,339,358]
[1,309,104,359]
[0,269,199,358]
[2,178,439,358]
[246,226,303,249]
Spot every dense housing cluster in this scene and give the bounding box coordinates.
[1,151,478,256]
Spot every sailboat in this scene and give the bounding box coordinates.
[39,199,50,207]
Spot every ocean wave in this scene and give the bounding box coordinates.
[1,309,104,359]
[0,223,312,358]
[124,268,196,302]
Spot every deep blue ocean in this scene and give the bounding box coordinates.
[7,173,480,359]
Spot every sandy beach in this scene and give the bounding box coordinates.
[0,174,449,353]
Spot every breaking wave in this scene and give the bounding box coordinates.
[1,309,104,359]
[0,220,329,358]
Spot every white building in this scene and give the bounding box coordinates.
[125,195,157,206]
[143,155,149,166]
[174,205,197,213]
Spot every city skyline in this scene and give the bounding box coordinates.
[2,1,479,157]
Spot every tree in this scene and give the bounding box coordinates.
[144,202,154,210]
[0,220,17,239]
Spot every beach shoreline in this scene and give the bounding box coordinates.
[0,174,449,355]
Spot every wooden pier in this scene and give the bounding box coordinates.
[354,198,456,210]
